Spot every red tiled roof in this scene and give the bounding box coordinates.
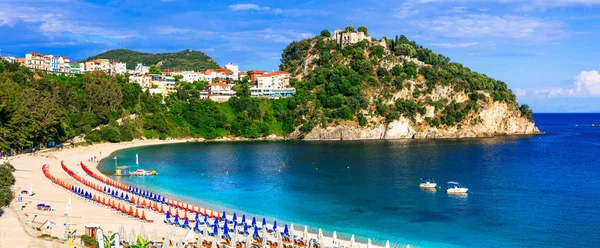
[69,62,80,64]
[257,71,291,77]
[29,52,44,57]
[207,83,229,87]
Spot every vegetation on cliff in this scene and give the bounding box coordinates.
[280,27,533,132]
[86,49,220,71]
[0,27,534,152]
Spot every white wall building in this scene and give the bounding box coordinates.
[251,71,295,98]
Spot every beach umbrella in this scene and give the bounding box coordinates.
[243,223,248,235]
[385,241,390,248]
[303,226,308,241]
[350,235,355,248]
[174,215,179,224]
[284,225,289,236]
[224,223,229,239]
[262,218,266,228]
[120,192,124,199]
[245,232,253,247]
[367,239,372,248]
[166,210,171,219]
[204,215,208,224]
[242,214,246,225]
[184,229,194,245]
[195,212,199,221]
[222,211,226,220]
[252,217,257,227]
[140,225,147,241]
[273,221,277,232]
[233,213,237,223]
[213,222,218,235]
[129,227,136,244]
[317,229,323,242]
[125,193,129,200]
[118,224,126,240]
[194,219,199,231]
[104,186,107,192]
[333,231,337,244]
[203,208,207,216]
[184,217,189,227]
[135,208,139,218]
[151,229,157,244]
[277,234,283,248]
[253,227,259,239]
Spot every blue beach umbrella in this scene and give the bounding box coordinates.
[253,227,259,239]
[71,186,74,191]
[184,217,189,227]
[166,211,171,219]
[244,223,248,233]
[120,192,124,199]
[214,218,219,227]
[233,213,237,222]
[194,220,199,230]
[125,193,129,200]
[213,222,218,235]
[224,224,229,236]
[174,215,179,223]
[252,217,256,227]
[284,224,288,235]
[108,188,112,194]
[204,215,208,223]
[103,186,106,192]
[242,214,246,224]
[273,221,277,231]
[195,212,199,220]
[262,218,266,227]
[222,211,226,220]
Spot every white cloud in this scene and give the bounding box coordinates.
[418,14,566,42]
[430,42,478,48]
[228,4,270,11]
[519,70,600,98]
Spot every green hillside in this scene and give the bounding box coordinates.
[86,49,220,70]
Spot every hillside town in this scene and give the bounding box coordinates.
[1,52,295,101]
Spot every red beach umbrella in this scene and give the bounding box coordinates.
[141,210,146,220]
[135,208,139,218]
[129,206,134,214]
[161,205,164,213]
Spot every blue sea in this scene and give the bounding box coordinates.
[98,113,600,248]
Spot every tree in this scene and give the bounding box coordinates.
[0,163,16,208]
[357,26,368,35]
[395,44,416,57]
[520,104,534,122]
[320,29,331,37]
[149,64,161,74]
[101,125,121,143]
[344,26,355,33]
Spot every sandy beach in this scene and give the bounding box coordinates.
[2,139,389,248]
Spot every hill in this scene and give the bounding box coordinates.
[86,49,220,70]
[280,27,540,139]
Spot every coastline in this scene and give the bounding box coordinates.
[6,139,399,248]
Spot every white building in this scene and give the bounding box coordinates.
[328,29,372,47]
[201,82,236,102]
[251,71,295,98]
[127,63,150,75]
[129,74,153,89]
[25,52,45,70]
[150,74,176,95]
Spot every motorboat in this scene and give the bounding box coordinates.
[446,181,468,193]
[419,177,437,188]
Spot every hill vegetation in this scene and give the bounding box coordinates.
[0,27,535,153]
[86,49,220,71]
[279,27,534,133]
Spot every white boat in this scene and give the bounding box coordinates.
[446,181,468,193]
[419,177,437,188]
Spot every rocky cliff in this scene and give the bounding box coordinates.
[280,27,541,140]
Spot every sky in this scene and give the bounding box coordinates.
[1,0,600,112]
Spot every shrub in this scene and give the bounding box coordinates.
[100,125,121,143]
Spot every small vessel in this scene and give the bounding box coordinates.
[114,154,157,176]
[446,181,468,194]
[419,177,437,188]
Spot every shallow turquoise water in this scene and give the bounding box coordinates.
[99,114,600,247]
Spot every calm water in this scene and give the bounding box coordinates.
[99,114,600,248]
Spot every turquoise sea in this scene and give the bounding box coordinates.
[99,113,600,247]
